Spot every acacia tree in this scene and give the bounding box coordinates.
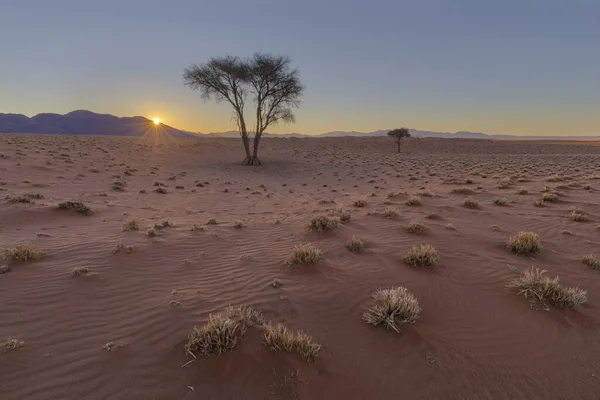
[183,54,304,165]
[388,127,411,153]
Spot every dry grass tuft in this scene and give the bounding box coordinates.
[186,306,264,358]
[452,187,473,195]
[507,232,541,254]
[407,220,427,234]
[263,323,321,362]
[419,190,434,197]
[405,195,421,206]
[403,244,439,267]
[146,228,157,238]
[426,212,441,220]
[233,220,246,229]
[569,207,587,222]
[507,266,587,309]
[462,198,480,209]
[0,265,10,274]
[353,199,366,207]
[493,197,508,206]
[123,218,139,231]
[111,179,126,191]
[57,201,93,215]
[363,287,421,332]
[154,220,173,230]
[542,192,558,202]
[71,266,90,276]
[154,186,168,194]
[309,215,339,232]
[336,208,352,223]
[383,208,399,219]
[2,338,25,352]
[517,189,529,195]
[3,245,44,262]
[206,218,217,225]
[291,243,323,264]
[582,254,600,269]
[346,235,364,252]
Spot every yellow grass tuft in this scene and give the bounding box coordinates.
[3,245,44,262]
[263,323,321,362]
[582,254,600,269]
[462,198,480,209]
[405,195,421,206]
[309,215,339,232]
[407,220,427,234]
[123,218,139,231]
[507,266,587,309]
[346,235,364,252]
[363,287,421,332]
[403,244,439,267]
[57,201,93,215]
[507,232,541,254]
[291,243,323,264]
[3,338,25,352]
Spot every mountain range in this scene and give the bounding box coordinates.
[1,110,597,140]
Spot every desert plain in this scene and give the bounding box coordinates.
[1,134,600,400]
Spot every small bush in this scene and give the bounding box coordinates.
[507,266,587,309]
[405,195,421,206]
[569,207,587,222]
[452,187,473,195]
[353,199,366,208]
[407,220,426,234]
[363,287,421,332]
[507,232,541,254]
[3,245,44,262]
[233,220,246,229]
[123,218,139,231]
[337,208,352,223]
[186,306,264,358]
[383,208,399,219]
[71,266,90,276]
[517,189,529,195]
[112,180,126,191]
[582,254,600,269]
[291,243,323,264]
[462,198,480,209]
[346,236,364,252]
[493,197,507,206]
[542,192,558,202]
[309,215,339,232]
[263,323,321,362]
[206,218,217,225]
[57,201,93,215]
[403,244,439,268]
[146,228,157,238]
[3,338,25,352]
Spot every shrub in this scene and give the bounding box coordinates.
[353,199,366,208]
[263,323,321,362]
[309,215,339,232]
[112,180,126,191]
[363,287,421,332]
[403,244,439,267]
[569,207,587,222]
[57,201,93,215]
[3,245,44,261]
[123,218,139,231]
[291,243,323,264]
[407,220,426,234]
[346,236,364,252]
[507,266,587,309]
[542,192,558,202]
[507,232,541,254]
[582,254,600,269]
[186,306,264,358]
[405,195,421,206]
[462,198,480,209]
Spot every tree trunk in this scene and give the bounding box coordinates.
[245,133,262,166]
[397,138,401,153]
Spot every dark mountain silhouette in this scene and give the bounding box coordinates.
[0,110,196,138]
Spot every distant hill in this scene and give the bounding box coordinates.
[0,110,196,138]
[2,110,597,140]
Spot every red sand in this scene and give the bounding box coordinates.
[1,135,600,399]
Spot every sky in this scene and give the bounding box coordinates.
[1,0,599,136]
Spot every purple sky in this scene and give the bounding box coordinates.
[1,0,599,135]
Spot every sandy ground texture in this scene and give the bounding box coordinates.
[1,134,600,400]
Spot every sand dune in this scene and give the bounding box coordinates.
[1,134,600,399]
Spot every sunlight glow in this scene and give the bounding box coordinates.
[153,118,161,125]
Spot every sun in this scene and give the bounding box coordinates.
[153,118,161,125]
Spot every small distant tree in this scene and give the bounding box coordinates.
[183,54,304,165]
[388,128,411,153]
